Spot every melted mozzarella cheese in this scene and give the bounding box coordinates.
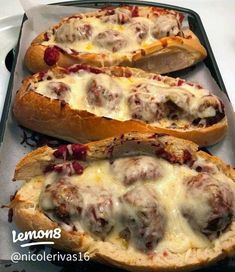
[42,16,155,55]
[34,70,218,128]
[146,161,211,253]
[195,156,235,191]
[41,156,229,254]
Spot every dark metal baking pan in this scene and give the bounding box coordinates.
[1,1,234,271]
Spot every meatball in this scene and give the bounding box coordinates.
[55,20,92,42]
[44,161,84,176]
[129,20,149,43]
[93,30,127,52]
[111,156,161,185]
[46,81,71,102]
[195,95,222,118]
[82,187,116,239]
[40,180,83,220]
[166,90,192,111]
[128,83,168,122]
[182,173,234,236]
[102,8,131,24]
[191,160,216,174]
[86,74,123,110]
[151,14,181,39]
[121,186,166,250]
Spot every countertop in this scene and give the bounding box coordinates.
[0,0,235,109]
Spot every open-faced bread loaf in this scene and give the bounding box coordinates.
[10,132,235,271]
[13,65,227,147]
[24,5,207,74]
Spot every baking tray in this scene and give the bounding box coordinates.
[0,1,235,271]
[0,0,229,144]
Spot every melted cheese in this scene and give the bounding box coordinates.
[42,16,155,55]
[195,156,235,191]
[146,161,211,253]
[40,155,235,254]
[34,70,219,128]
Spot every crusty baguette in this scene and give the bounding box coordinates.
[24,5,207,73]
[13,65,227,147]
[10,132,235,272]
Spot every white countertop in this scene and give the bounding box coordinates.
[1,0,235,109]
